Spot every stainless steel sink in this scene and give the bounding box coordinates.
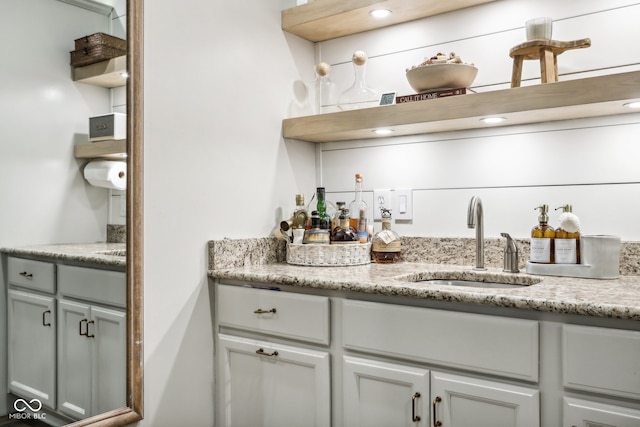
[418,280,527,289]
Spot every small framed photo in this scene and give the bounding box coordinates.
[379,92,397,106]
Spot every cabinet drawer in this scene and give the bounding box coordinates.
[217,284,330,345]
[563,324,640,399]
[342,300,539,381]
[8,257,55,293]
[58,265,126,308]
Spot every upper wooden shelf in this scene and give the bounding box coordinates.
[282,0,496,42]
[282,71,640,143]
[72,55,127,88]
[74,139,127,159]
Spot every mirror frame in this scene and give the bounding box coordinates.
[69,0,144,425]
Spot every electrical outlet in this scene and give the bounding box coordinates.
[395,189,413,220]
[373,189,392,220]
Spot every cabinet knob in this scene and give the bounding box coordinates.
[19,271,33,279]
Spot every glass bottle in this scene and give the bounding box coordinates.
[554,204,580,264]
[372,208,402,263]
[291,194,309,230]
[349,173,368,243]
[331,210,359,244]
[315,62,337,113]
[303,210,330,244]
[338,51,380,111]
[332,202,346,232]
[315,187,331,230]
[530,205,555,264]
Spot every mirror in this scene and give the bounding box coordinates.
[0,0,143,425]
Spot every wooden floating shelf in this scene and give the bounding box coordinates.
[282,71,640,143]
[72,55,127,88]
[74,139,127,159]
[282,0,496,42]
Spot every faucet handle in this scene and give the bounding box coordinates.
[500,233,520,273]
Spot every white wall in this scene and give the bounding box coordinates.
[317,0,640,241]
[141,0,316,425]
[0,0,114,248]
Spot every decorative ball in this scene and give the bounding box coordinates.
[315,62,331,76]
[352,51,367,66]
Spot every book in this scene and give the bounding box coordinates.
[395,88,467,104]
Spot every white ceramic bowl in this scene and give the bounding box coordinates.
[405,63,478,93]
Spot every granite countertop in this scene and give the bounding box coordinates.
[207,238,640,321]
[1,242,126,269]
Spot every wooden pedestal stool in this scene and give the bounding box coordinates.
[509,38,591,88]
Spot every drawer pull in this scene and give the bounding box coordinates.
[253,308,277,315]
[255,348,278,357]
[79,319,89,336]
[87,320,95,338]
[433,396,442,427]
[42,310,52,327]
[411,392,421,422]
[19,271,33,279]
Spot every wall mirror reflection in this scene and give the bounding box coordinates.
[0,0,142,425]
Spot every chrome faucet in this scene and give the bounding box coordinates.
[467,196,486,270]
[500,232,520,273]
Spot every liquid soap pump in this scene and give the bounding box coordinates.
[530,204,555,264]
[554,204,581,264]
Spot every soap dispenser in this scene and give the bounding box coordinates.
[530,205,555,264]
[554,204,581,264]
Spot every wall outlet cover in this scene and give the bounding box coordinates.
[373,189,392,220]
[395,189,412,220]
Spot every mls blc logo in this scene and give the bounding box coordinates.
[9,398,46,420]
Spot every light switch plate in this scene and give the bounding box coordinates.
[373,189,392,220]
[395,189,413,220]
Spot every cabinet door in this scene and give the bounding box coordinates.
[57,299,92,419]
[343,355,429,427]
[7,290,56,408]
[90,305,126,416]
[218,334,330,427]
[431,371,540,427]
[564,397,640,427]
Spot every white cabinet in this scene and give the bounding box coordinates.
[56,265,126,420]
[342,356,539,427]
[343,356,429,427]
[431,371,540,427]
[564,397,640,427]
[7,289,56,408]
[57,299,126,419]
[217,334,331,427]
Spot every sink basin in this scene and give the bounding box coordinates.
[94,249,126,257]
[418,280,527,289]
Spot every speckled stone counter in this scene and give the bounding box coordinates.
[1,242,126,269]
[208,237,640,321]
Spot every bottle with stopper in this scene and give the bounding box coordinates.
[372,208,402,263]
[315,62,337,113]
[554,204,580,264]
[530,204,555,264]
[338,51,380,110]
[331,207,359,244]
[349,173,368,243]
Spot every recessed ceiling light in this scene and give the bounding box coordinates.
[623,101,640,109]
[372,128,394,135]
[480,117,506,124]
[369,9,392,18]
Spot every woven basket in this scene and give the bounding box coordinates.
[70,45,126,67]
[74,33,126,51]
[286,243,371,266]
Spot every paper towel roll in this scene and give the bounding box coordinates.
[83,160,127,190]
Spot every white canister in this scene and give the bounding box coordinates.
[525,17,552,41]
[580,235,621,279]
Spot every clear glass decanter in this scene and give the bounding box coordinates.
[338,51,379,110]
[315,62,338,113]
